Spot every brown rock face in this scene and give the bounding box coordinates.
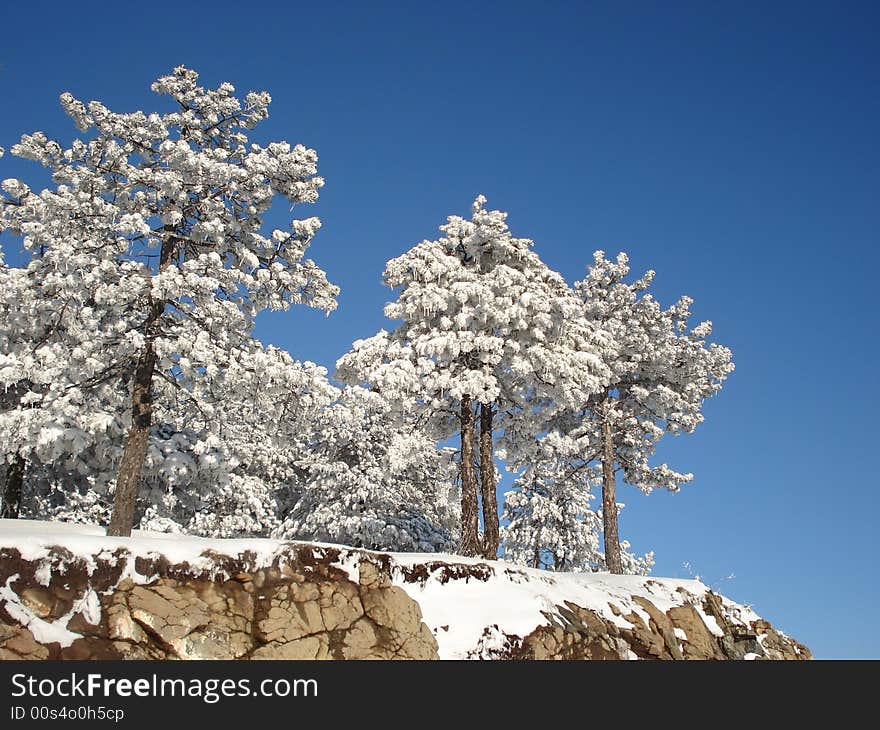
[0,543,810,661]
[470,591,810,661]
[0,544,437,660]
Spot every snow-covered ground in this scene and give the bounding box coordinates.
[0,518,293,567]
[393,555,734,658]
[0,519,762,659]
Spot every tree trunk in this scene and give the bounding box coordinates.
[601,416,622,574]
[459,395,480,556]
[107,235,174,537]
[479,402,499,559]
[1,453,26,519]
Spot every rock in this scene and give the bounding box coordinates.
[631,597,682,659]
[341,618,380,659]
[252,635,328,660]
[362,586,420,634]
[667,604,726,660]
[19,587,55,619]
[358,558,392,589]
[0,620,50,660]
[0,542,809,661]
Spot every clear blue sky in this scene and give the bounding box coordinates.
[1,1,877,658]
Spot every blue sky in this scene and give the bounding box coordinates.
[1,1,877,658]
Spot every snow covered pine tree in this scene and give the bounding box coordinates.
[574,251,734,572]
[338,197,608,558]
[0,67,338,535]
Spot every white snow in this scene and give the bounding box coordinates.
[388,557,724,658]
[0,518,290,570]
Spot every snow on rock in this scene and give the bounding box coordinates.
[0,520,810,660]
[389,558,703,658]
[1,574,82,647]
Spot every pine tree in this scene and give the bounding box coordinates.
[573,251,734,572]
[0,68,338,535]
[338,197,609,557]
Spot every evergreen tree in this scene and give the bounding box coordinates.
[572,251,734,572]
[338,197,609,557]
[0,68,338,535]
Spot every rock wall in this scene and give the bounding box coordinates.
[0,546,436,660]
[0,526,810,660]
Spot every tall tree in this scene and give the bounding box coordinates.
[0,67,338,536]
[338,197,609,557]
[573,251,734,572]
